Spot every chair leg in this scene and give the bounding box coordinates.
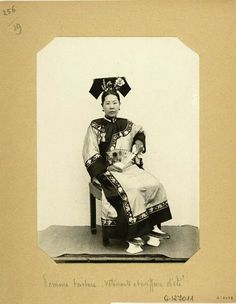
[90,193,97,234]
[102,226,110,246]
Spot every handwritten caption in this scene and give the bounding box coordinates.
[42,273,185,293]
[2,5,22,35]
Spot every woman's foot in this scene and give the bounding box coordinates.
[151,225,170,239]
[133,237,145,246]
[126,240,143,254]
[146,235,161,247]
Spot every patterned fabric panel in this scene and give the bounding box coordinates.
[85,153,101,168]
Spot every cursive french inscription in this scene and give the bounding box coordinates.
[43,274,96,288]
[42,273,185,293]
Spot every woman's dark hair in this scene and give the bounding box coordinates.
[101,90,120,105]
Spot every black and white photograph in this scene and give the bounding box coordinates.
[37,37,199,262]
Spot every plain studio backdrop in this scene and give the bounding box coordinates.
[37,37,199,231]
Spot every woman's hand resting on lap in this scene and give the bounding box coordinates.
[107,165,122,172]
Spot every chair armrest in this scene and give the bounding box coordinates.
[89,182,102,200]
[92,177,102,188]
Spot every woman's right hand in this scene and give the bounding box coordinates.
[107,165,122,172]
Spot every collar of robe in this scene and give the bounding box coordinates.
[104,115,117,123]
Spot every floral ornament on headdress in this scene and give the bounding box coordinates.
[114,77,125,89]
[101,77,125,93]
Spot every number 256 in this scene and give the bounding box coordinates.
[3,6,16,15]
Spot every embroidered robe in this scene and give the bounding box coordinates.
[83,116,172,240]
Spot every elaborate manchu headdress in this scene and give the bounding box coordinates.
[89,77,131,99]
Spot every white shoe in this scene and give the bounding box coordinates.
[153,225,166,234]
[126,242,143,254]
[133,237,145,246]
[147,236,161,247]
[152,225,170,239]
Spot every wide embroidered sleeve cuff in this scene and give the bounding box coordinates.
[85,153,107,178]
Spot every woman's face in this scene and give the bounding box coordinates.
[102,94,120,118]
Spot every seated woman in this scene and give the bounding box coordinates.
[83,77,172,254]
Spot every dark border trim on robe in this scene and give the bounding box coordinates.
[100,171,172,226]
[85,153,107,178]
[108,120,133,151]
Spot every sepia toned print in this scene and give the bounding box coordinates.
[37,37,199,262]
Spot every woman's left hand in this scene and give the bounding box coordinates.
[135,140,144,154]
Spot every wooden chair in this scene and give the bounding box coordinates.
[89,180,101,235]
[89,179,110,245]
